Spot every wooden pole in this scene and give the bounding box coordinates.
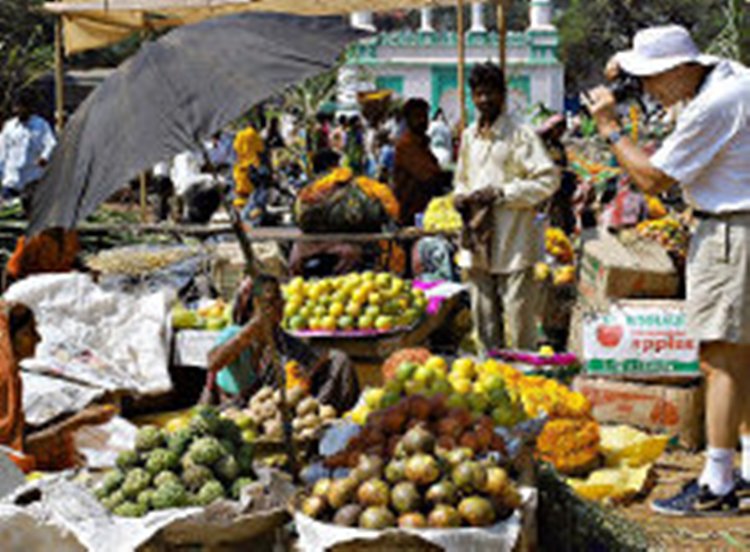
[496,0,508,72]
[53,14,65,134]
[139,173,148,222]
[457,0,467,132]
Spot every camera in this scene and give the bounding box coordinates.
[581,71,645,116]
[610,72,643,104]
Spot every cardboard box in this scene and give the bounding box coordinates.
[582,299,700,377]
[579,232,679,306]
[573,375,704,449]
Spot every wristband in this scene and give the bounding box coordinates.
[605,129,625,147]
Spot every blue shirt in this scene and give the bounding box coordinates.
[214,325,256,395]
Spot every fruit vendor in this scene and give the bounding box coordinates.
[204,274,360,411]
[584,25,750,516]
[0,301,114,470]
[453,63,558,353]
[393,98,453,227]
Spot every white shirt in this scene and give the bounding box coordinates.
[651,60,750,213]
[428,119,453,167]
[152,160,171,178]
[170,151,214,196]
[0,115,56,191]
[454,114,558,273]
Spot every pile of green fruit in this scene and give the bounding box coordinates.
[300,425,522,530]
[95,407,255,517]
[282,272,426,333]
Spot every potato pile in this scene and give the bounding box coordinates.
[225,386,337,442]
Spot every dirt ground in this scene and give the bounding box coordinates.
[615,450,750,550]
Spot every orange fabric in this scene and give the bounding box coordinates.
[0,303,24,453]
[7,229,80,280]
[393,130,444,226]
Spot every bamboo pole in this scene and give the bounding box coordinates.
[457,0,466,132]
[53,12,65,133]
[496,0,508,72]
[139,173,148,222]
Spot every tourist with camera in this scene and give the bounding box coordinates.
[584,24,750,516]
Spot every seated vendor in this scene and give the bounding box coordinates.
[5,227,81,286]
[0,301,114,470]
[204,274,360,411]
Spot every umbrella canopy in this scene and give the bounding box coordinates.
[45,0,483,55]
[29,12,363,234]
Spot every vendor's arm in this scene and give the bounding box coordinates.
[501,126,559,208]
[207,316,268,374]
[584,87,677,195]
[453,130,472,211]
[38,119,57,166]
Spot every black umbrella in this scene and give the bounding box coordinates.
[29,12,363,233]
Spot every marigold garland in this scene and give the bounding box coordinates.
[298,167,353,204]
[355,176,400,220]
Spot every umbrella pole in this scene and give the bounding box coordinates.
[457,0,467,132]
[53,14,65,134]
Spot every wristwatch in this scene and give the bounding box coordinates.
[605,129,625,147]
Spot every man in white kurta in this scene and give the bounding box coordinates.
[454,63,558,352]
[0,94,56,200]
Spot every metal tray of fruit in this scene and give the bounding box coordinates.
[285,319,423,340]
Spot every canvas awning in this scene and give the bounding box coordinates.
[45,0,489,54]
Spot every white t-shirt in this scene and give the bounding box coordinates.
[0,115,56,191]
[651,60,750,213]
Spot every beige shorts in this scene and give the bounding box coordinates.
[688,214,750,344]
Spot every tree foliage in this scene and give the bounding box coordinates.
[556,0,730,90]
[0,0,54,119]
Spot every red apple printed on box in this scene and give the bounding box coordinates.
[596,322,624,348]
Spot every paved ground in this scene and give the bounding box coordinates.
[616,450,750,550]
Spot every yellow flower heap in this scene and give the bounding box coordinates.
[423,195,463,232]
[536,227,576,286]
[497,364,599,475]
[636,216,689,259]
[232,126,265,208]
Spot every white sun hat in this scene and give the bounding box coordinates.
[616,25,720,77]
